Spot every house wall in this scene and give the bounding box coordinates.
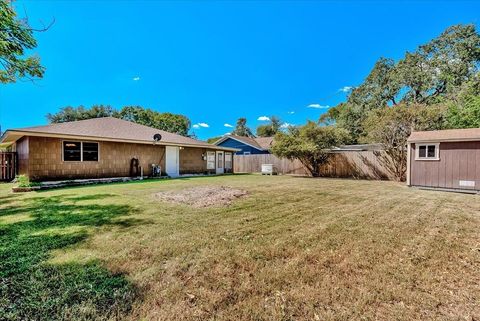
[179,147,210,174]
[409,141,480,190]
[23,136,167,181]
[217,138,269,155]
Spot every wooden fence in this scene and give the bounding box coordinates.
[234,150,395,180]
[0,152,17,182]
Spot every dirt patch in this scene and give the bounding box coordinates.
[154,186,247,208]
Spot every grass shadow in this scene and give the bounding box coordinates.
[0,193,142,320]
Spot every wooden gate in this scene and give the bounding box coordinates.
[0,152,17,182]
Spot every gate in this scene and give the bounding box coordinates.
[0,152,17,182]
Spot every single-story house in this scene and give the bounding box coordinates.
[407,128,480,192]
[214,135,274,155]
[0,117,238,181]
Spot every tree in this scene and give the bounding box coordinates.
[46,105,191,136]
[206,136,222,144]
[324,24,480,142]
[46,105,116,123]
[271,122,349,177]
[232,117,254,137]
[0,0,52,83]
[363,104,447,181]
[256,116,282,137]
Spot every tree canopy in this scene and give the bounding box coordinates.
[271,122,349,177]
[46,105,191,136]
[256,116,282,137]
[232,117,254,137]
[322,24,480,143]
[0,0,50,83]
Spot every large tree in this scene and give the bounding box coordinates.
[256,116,282,137]
[0,0,51,83]
[46,105,191,136]
[272,122,349,177]
[323,24,480,142]
[363,103,447,181]
[232,117,254,137]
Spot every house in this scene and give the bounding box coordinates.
[0,117,238,181]
[214,135,274,155]
[407,128,480,192]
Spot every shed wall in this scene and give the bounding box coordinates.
[410,141,480,190]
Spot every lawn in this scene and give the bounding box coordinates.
[0,175,479,320]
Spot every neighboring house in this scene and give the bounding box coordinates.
[407,128,480,192]
[214,135,274,155]
[0,117,238,181]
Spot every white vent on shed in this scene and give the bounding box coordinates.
[459,180,475,187]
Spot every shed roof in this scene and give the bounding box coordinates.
[408,128,480,143]
[0,117,237,151]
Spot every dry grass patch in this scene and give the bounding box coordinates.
[1,175,479,321]
[154,185,247,208]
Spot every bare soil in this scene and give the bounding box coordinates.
[154,185,247,207]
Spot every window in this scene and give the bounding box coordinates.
[63,141,99,162]
[225,152,232,169]
[416,143,439,160]
[82,142,99,161]
[63,141,81,161]
[207,151,215,169]
[243,151,251,155]
[217,152,224,168]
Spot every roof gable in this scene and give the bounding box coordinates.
[408,128,480,142]
[215,135,266,151]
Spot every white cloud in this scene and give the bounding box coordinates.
[224,123,233,128]
[257,116,270,121]
[133,76,140,81]
[339,86,352,92]
[287,111,295,114]
[223,132,231,136]
[280,122,294,129]
[307,103,330,109]
[192,123,209,129]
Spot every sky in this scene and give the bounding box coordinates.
[1,1,479,140]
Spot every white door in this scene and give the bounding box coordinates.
[165,146,179,177]
[216,151,224,174]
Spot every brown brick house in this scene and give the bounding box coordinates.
[0,117,238,181]
[407,128,480,192]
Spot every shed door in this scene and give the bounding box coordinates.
[216,151,224,174]
[165,146,179,177]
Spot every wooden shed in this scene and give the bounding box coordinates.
[407,128,480,192]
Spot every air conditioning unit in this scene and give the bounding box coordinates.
[261,164,277,175]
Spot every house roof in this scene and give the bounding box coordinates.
[214,135,274,151]
[0,117,238,151]
[330,143,384,151]
[408,128,480,143]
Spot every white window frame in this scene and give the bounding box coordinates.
[415,143,440,161]
[62,140,100,162]
[243,151,251,155]
[225,152,232,169]
[206,151,215,169]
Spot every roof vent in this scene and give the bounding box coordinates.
[153,133,162,142]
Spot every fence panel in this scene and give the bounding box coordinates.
[234,151,395,180]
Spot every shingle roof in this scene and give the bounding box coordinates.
[408,128,480,142]
[215,135,274,150]
[254,137,274,150]
[3,117,232,149]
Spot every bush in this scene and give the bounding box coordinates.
[15,175,38,188]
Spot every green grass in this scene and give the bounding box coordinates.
[1,175,479,320]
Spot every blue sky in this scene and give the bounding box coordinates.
[1,1,479,140]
